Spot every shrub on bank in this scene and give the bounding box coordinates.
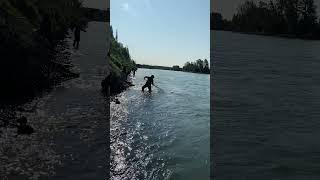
[102,26,137,95]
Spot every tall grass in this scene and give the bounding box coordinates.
[102,25,137,95]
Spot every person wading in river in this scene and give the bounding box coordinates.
[142,75,155,92]
[133,67,137,76]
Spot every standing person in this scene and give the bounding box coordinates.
[73,24,86,49]
[142,75,155,92]
[133,67,137,76]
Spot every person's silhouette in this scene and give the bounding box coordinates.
[142,75,155,92]
[133,67,137,76]
[73,25,86,49]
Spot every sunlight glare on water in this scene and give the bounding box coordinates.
[111,68,210,180]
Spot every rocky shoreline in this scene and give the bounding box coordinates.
[0,38,79,129]
[0,37,81,179]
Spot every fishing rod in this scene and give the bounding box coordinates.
[153,84,164,92]
[153,84,162,89]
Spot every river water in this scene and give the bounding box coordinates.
[212,30,320,179]
[111,68,210,179]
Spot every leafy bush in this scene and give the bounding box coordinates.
[103,25,137,95]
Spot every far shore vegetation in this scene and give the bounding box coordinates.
[211,0,320,40]
[137,59,210,74]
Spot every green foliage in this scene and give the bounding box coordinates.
[234,0,318,35]
[211,12,233,30]
[212,0,320,38]
[183,59,210,74]
[109,26,136,77]
[172,65,181,71]
[107,25,137,94]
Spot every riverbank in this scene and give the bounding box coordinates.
[0,1,109,178]
[0,21,109,179]
[0,37,79,179]
[0,38,81,149]
[0,0,88,104]
[0,0,90,143]
[101,26,137,96]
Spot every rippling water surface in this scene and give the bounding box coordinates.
[212,31,320,180]
[111,68,210,180]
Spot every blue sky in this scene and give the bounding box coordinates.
[111,0,210,67]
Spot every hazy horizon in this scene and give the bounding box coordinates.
[111,0,210,67]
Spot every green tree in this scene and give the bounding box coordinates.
[182,59,210,74]
[297,0,317,34]
[230,0,319,37]
[107,25,137,94]
[172,65,181,71]
[203,59,210,74]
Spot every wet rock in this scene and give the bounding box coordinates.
[17,124,34,135]
[115,99,120,104]
[17,116,27,124]
[16,116,34,135]
[125,81,135,86]
[0,109,16,128]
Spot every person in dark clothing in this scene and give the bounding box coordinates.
[133,67,137,76]
[101,73,110,93]
[73,25,86,49]
[142,75,155,92]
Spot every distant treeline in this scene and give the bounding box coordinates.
[0,0,87,102]
[211,12,233,31]
[137,64,172,71]
[182,59,210,74]
[137,59,210,74]
[211,0,320,39]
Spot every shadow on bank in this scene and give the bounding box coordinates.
[0,0,92,105]
[0,0,112,127]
